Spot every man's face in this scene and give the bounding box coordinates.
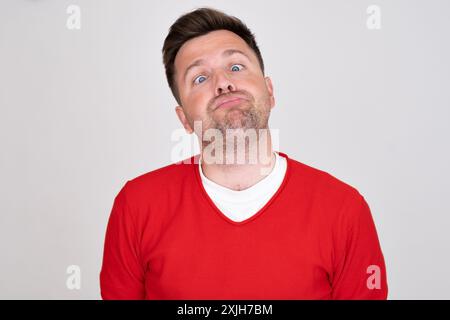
[173,30,275,137]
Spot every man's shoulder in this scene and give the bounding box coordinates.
[286,154,362,201]
[119,154,200,198]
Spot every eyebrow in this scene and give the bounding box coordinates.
[182,49,251,84]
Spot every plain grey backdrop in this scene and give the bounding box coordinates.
[1,0,449,299]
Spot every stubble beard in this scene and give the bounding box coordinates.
[201,94,272,166]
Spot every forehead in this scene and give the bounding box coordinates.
[174,30,253,75]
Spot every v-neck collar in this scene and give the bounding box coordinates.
[193,151,292,226]
[199,151,285,203]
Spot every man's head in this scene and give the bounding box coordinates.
[162,7,275,138]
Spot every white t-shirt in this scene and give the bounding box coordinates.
[199,151,288,222]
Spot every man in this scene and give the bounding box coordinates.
[100,7,388,299]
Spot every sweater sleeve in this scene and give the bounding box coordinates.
[100,183,146,299]
[330,193,388,300]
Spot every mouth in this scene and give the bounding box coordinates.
[216,98,247,110]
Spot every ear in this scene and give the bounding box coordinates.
[264,76,275,109]
[175,106,194,134]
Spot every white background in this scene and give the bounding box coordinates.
[1,0,449,299]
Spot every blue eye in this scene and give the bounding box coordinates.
[231,64,244,72]
[193,75,207,85]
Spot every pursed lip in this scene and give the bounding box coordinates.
[215,95,248,109]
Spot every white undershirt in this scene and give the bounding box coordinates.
[199,151,287,222]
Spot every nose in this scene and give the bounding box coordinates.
[214,70,236,96]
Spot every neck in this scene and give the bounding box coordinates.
[199,130,275,191]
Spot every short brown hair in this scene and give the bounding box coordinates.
[162,7,265,105]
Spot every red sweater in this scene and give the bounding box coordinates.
[100,152,388,299]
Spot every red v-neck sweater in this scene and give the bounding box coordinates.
[100,152,388,299]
